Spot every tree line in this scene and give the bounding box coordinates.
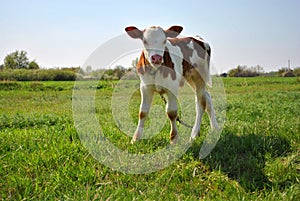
[1,50,299,81]
[0,50,136,81]
[225,65,300,77]
[0,50,39,70]
[0,50,79,81]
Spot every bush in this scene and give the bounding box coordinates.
[228,65,263,77]
[0,69,76,81]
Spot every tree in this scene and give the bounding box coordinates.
[228,65,264,77]
[4,50,29,69]
[28,60,39,69]
[293,67,300,76]
[114,65,126,79]
[85,65,92,73]
[228,65,245,77]
[255,65,264,74]
[278,67,289,76]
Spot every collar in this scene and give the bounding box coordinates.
[149,66,160,76]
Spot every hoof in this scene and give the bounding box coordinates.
[131,129,142,144]
[170,135,178,145]
[190,127,199,142]
[131,137,139,144]
[189,136,196,143]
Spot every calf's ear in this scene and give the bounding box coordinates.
[125,26,143,39]
[165,26,183,38]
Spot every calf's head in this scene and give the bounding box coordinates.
[125,25,183,67]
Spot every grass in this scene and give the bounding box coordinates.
[0,78,299,200]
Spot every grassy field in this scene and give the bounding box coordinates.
[0,77,299,200]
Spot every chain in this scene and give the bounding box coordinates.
[159,94,193,129]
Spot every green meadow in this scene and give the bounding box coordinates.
[0,77,299,200]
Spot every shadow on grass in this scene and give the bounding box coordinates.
[189,132,292,192]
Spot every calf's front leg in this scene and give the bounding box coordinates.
[166,91,178,144]
[131,86,154,144]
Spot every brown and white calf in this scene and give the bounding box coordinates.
[125,25,219,144]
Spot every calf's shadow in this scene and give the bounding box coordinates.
[189,132,292,192]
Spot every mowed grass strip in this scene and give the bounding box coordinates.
[0,78,299,200]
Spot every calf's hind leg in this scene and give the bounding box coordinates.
[188,71,219,141]
[190,88,206,141]
[204,91,219,131]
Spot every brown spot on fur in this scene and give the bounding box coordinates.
[139,111,147,119]
[136,51,151,75]
[167,110,178,141]
[167,110,178,121]
[170,129,178,141]
[192,38,208,58]
[161,47,176,80]
[136,49,176,80]
[168,37,210,77]
[169,37,193,77]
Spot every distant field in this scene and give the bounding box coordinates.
[0,77,299,200]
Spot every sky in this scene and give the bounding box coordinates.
[0,0,299,73]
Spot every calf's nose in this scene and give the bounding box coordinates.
[151,54,163,64]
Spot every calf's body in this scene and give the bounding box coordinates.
[125,26,219,144]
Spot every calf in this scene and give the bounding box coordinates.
[125,25,219,144]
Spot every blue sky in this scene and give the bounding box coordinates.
[0,0,299,72]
